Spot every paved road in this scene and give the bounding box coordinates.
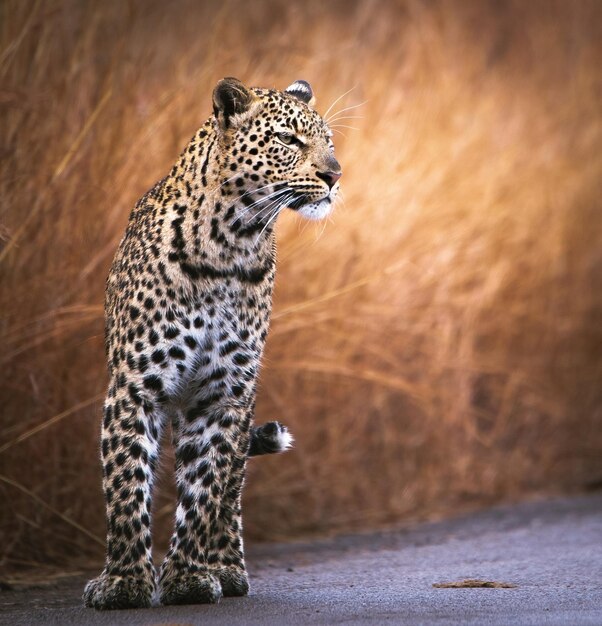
[1,494,601,625]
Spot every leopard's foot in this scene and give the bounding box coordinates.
[212,565,249,597]
[160,570,222,606]
[83,572,154,610]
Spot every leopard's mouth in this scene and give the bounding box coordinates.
[287,190,334,211]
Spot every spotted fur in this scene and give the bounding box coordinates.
[83,77,341,610]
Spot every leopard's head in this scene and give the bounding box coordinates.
[212,77,341,222]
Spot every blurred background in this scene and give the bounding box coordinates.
[1,0,601,576]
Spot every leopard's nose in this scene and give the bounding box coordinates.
[316,170,342,189]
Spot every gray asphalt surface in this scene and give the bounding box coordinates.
[1,494,601,625]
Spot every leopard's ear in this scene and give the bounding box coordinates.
[213,77,256,130]
[285,80,316,108]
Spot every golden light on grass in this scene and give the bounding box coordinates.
[1,0,601,571]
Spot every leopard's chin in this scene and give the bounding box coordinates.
[297,198,333,221]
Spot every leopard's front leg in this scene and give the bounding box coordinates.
[159,402,251,605]
[84,388,165,610]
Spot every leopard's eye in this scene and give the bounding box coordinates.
[276,132,302,147]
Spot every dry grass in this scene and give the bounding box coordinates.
[1,0,601,572]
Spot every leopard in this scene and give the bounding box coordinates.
[83,77,341,610]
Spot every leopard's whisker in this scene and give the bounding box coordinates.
[246,194,290,232]
[253,190,293,222]
[329,124,359,131]
[255,193,294,243]
[326,115,363,125]
[322,85,357,120]
[231,182,291,213]
[235,191,286,220]
[238,180,288,199]
[233,187,291,222]
[229,185,287,216]
[325,99,367,122]
[328,111,366,124]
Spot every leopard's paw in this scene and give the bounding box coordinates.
[83,571,154,610]
[212,565,249,597]
[159,570,222,606]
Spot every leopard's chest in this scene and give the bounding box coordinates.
[157,280,272,406]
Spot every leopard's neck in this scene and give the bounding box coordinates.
[155,120,278,288]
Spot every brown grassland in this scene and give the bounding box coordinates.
[1,0,601,574]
